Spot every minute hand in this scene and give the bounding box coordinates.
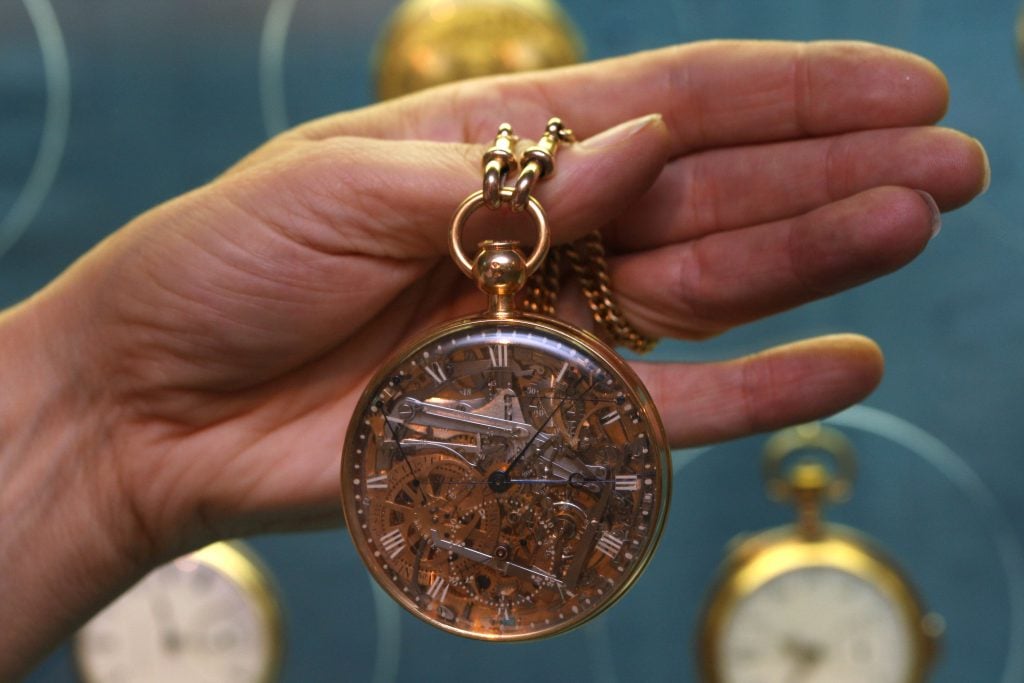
[564,481,615,590]
[503,382,592,476]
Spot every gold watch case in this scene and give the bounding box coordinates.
[373,0,583,100]
[697,524,942,683]
[340,309,671,641]
[74,541,285,683]
[698,424,942,682]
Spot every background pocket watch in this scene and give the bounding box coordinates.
[73,541,286,683]
[639,408,1024,683]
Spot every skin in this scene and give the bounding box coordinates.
[0,40,988,679]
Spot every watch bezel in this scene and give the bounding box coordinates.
[340,310,672,641]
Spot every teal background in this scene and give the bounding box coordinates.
[4,1,1023,681]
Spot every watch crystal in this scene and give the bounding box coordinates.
[341,318,669,639]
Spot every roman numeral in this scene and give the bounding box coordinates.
[555,361,570,383]
[366,474,388,489]
[596,531,624,559]
[488,344,509,367]
[380,528,406,559]
[424,362,447,384]
[426,576,450,603]
[614,474,640,491]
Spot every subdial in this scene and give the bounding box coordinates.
[368,455,500,577]
[433,463,502,555]
[535,500,588,579]
[445,540,548,612]
[496,492,553,570]
[569,397,630,455]
[526,391,584,447]
[366,461,434,580]
[440,489,559,611]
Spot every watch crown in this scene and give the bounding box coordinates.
[473,240,528,315]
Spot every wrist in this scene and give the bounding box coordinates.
[0,294,145,680]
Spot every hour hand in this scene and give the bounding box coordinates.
[396,397,535,439]
[429,530,563,586]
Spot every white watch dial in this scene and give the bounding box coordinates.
[720,565,913,683]
[75,548,280,683]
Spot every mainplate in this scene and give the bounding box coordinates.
[341,317,670,640]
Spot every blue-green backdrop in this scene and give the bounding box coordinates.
[5,1,1023,681]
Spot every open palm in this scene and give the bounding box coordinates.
[30,40,985,562]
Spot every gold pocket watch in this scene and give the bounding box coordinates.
[373,0,583,100]
[74,541,284,683]
[340,120,671,641]
[697,423,943,683]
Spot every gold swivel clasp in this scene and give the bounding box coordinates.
[482,123,518,209]
[512,118,574,211]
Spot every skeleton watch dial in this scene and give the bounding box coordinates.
[340,315,670,640]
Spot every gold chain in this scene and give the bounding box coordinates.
[483,119,658,354]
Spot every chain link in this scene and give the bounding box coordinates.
[482,119,659,354]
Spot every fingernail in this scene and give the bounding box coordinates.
[580,113,663,149]
[916,190,942,239]
[975,138,991,195]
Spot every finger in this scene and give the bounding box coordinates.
[635,334,883,446]
[291,41,948,153]
[610,186,937,339]
[89,115,671,392]
[220,114,671,261]
[608,126,988,252]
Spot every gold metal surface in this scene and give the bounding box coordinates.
[472,240,529,316]
[449,188,549,279]
[762,422,857,504]
[374,0,583,100]
[482,123,518,208]
[697,527,940,683]
[511,117,574,210]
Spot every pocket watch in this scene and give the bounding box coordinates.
[373,0,583,100]
[74,541,284,683]
[696,423,943,683]
[340,120,671,641]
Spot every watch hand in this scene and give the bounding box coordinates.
[399,437,478,454]
[783,637,824,664]
[430,530,563,586]
[509,475,612,486]
[781,638,824,683]
[397,437,484,471]
[564,480,615,590]
[149,596,184,654]
[378,400,427,506]
[397,397,533,438]
[502,381,593,479]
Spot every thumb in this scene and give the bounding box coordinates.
[544,113,670,241]
[48,115,670,393]
[216,113,671,261]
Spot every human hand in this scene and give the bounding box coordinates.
[0,40,988,678]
